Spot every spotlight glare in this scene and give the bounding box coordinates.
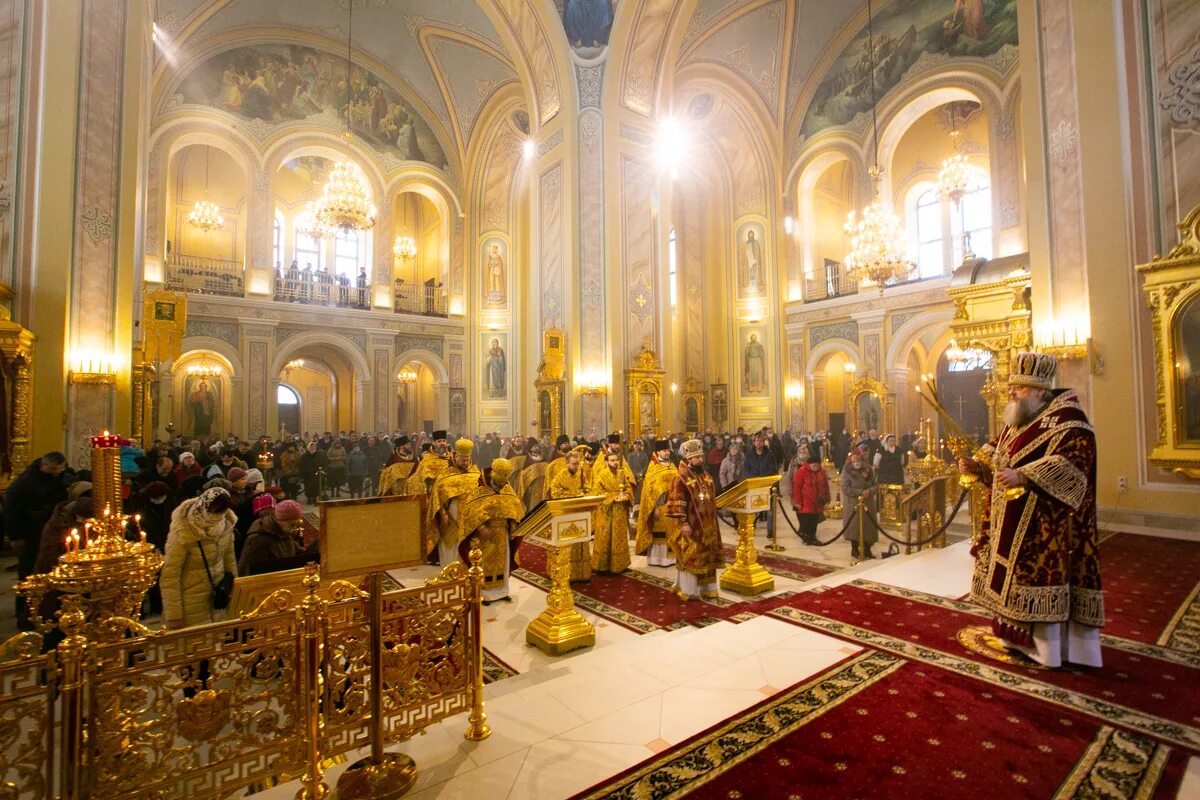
[655,116,688,176]
[522,139,536,160]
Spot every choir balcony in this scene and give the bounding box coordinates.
[163,254,448,318]
[803,261,859,302]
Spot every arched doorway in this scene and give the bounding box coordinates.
[277,384,301,436]
[934,349,994,445]
[396,360,437,434]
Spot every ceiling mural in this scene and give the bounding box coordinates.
[800,0,1017,137]
[683,0,784,115]
[171,43,449,170]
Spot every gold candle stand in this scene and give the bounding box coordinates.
[716,476,777,597]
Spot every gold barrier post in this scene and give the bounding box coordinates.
[56,603,88,800]
[298,564,329,800]
[464,539,491,741]
[337,571,417,800]
[855,495,866,564]
[765,485,785,552]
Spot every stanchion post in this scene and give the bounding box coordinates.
[765,485,785,552]
[855,495,866,564]
[298,564,329,799]
[464,539,491,741]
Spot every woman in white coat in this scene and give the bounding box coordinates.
[161,487,238,629]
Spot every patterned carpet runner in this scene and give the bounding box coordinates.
[569,650,1189,800]
[766,581,1200,751]
[1099,532,1200,651]
[719,544,838,582]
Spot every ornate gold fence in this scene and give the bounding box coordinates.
[0,561,485,800]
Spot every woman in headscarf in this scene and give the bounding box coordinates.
[160,487,237,629]
[840,448,878,560]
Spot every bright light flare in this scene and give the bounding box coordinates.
[655,116,689,178]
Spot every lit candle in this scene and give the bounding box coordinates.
[134,514,145,542]
[66,528,76,552]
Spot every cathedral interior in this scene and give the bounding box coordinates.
[0,0,1199,798]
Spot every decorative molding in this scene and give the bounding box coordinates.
[396,335,443,358]
[1047,119,1079,166]
[1157,43,1200,126]
[538,129,565,158]
[186,320,239,347]
[80,204,114,243]
[618,121,653,146]
[889,311,920,335]
[248,341,267,435]
[808,320,859,349]
[577,64,603,110]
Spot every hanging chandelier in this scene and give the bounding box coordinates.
[311,0,376,233]
[938,126,972,206]
[296,199,332,241]
[397,366,418,384]
[315,161,377,232]
[393,235,417,261]
[843,0,912,295]
[187,146,223,232]
[187,361,222,379]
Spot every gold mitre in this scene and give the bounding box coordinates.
[1010,351,1058,390]
[491,457,514,484]
[455,438,474,458]
[569,444,590,459]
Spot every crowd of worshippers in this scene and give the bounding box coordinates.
[0,426,931,632]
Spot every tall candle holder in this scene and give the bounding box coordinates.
[17,431,164,642]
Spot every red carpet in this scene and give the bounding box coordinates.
[766,582,1200,751]
[1099,532,1200,648]
[719,544,837,582]
[569,650,1188,800]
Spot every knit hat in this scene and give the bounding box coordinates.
[145,481,171,500]
[274,500,303,521]
[681,439,704,460]
[227,467,248,482]
[252,493,276,515]
[179,451,195,463]
[1009,351,1058,390]
[266,485,286,498]
[244,468,264,487]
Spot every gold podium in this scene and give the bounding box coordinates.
[716,475,778,596]
[518,495,604,655]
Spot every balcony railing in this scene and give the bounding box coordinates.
[274,274,371,310]
[393,280,448,317]
[803,261,859,302]
[164,254,244,297]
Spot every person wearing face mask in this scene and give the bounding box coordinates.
[298,441,325,504]
[378,436,417,495]
[161,487,238,629]
[173,451,203,485]
[841,448,878,560]
[634,439,679,567]
[666,439,722,601]
[873,434,906,487]
[128,482,175,615]
[791,454,830,545]
[238,500,305,576]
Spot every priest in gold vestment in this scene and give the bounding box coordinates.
[591,451,633,573]
[635,440,678,567]
[546,446,592,582]
[591,433,637,493]
[666,439,723,600]
[459,458,526,603]
[428,438,482,566]
[517,444,549,507]
[377,436,417,495]
[406,432,451,496]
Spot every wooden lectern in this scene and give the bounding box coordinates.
[517,495,604,655]
[715,475,779,596]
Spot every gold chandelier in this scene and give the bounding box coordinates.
[187,146,223,232]
[296,199,333,241]
[315,161,377,232]
[843,0,912,295]
[187,361,221,379]
[938,125,972,205]
[397,366,418,384]
[393,235,417,261]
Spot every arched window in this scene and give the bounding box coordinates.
[334,229,365,278]
[907,168,992,278]
[273,211,284,270]
[668,227,678,308]
[277,384,300,404]
[294,229,322,271]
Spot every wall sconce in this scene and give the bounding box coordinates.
[70,351,117,384]
[578,369,607,395]
[784,215,794,234]
[397,367,418,385]
[785,382,804,401]
[844,362,857,376]
[1036,319,1102,374]
[670,382,678,395]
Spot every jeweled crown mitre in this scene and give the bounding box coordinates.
[1009,351,1058,390]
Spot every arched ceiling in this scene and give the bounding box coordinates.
[152,0,538,176]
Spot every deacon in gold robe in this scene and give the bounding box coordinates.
[666,439,723,600]
[501,435,528,491]
[428,438,482,565]
[634,439,678,567]
[377,436,417,495]
[591,451,633,573]
[546,445,592,581]
[406,430,451,496]
[459,458,526,603]
[517,444,549,507]
[581,442,600,490]
[591,433,637,494]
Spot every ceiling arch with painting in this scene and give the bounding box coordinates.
[151,0,538,179]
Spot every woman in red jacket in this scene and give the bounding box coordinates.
[791,453,829,545]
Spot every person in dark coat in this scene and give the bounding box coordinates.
[238,500,304,576]
[129,482,176,615]
[5,452,69,627]
[298,442,325,503]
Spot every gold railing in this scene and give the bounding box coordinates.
[164,253,245,298]
[803,262,859,302]
[897,474,952,554]
[274,275,372,309]
[393,281,448,317]
[0,559,486,799]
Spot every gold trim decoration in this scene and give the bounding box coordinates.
[955,624,1049,669]
[536,328,567,440]
[0,321,35,481]
[681,377,706,433]
[847,375,894,435]
[625,345,664,440]
[716,476,779,596]
[1137,201,1200,479]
